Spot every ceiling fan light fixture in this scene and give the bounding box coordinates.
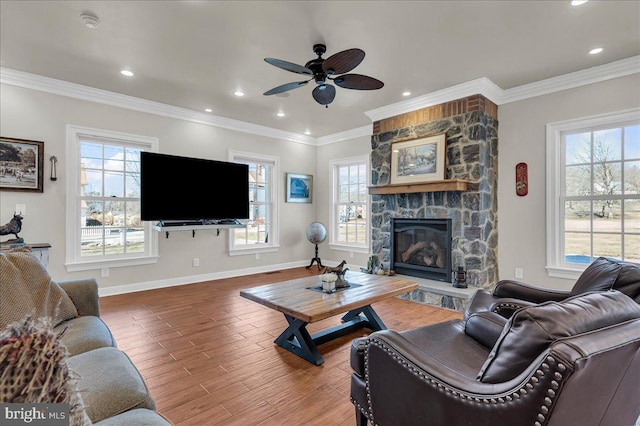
[264,44,383,106]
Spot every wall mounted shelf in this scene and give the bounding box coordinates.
[152,220,245,238]
[368,179,474,195]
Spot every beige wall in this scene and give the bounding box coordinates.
[2,73,639,294]
[498,74,640,290]
[0,84,318,291]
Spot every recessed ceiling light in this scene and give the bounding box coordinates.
[589,47,604,55]
[205,108,212,113]
[571,0,588,6]
[402,91,411,97]
[304,130,311,135]
[234,90,245,97]
[120,70,134,77]
[80,11,100,29]
[276,112,285,117]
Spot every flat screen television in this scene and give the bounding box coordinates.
[140,152,249,223]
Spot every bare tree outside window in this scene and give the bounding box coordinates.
[563,124,640,264]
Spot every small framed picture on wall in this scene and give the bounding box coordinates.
[0,137,44,193]
[286,173,312,203]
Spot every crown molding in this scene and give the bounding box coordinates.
[365,77,503,123]
[3,56,638,146]
[316,125,372,146]
[364,56,640,124]
[0,67,316,146]
[499,55,640,104]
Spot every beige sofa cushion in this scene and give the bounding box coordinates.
[55,316,116,356]
[67,347,156,423]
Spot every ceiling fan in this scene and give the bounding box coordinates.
[263,43,384,107]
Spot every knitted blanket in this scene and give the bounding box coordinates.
[0,247,77,329]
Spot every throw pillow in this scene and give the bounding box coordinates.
[0,315,91,425]
[477,290,640,383]
[0,247,78,329]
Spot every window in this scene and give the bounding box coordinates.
[546,109,640,279]
[329,156,369,252]
[228,150,279,255]
[65,125,158,271]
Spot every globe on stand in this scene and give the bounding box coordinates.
[305,222,327,270]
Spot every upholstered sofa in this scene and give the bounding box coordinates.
[0,247,170,425]
[351,290,640,426]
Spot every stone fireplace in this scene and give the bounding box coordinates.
[370,95,499,309]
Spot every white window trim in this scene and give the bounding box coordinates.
[328,154,370,253]
[546,108,640,279]
[228,150,280,256]
[65,125,159,272]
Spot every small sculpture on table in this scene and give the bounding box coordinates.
[322,260,349,288]
[0,213,24,245]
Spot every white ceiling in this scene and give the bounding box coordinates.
[1,1,639,139]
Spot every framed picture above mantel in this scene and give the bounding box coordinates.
[0,137,44,193]
[390,133,446,185]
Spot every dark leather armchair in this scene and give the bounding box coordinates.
[467,257,640,319]
[350,290,640,426]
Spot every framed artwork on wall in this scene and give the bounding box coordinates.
[390,133,446,185]
[0,137,44,193]
[286,173,312,203]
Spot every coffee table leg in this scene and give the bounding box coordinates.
[341,305,386,331]
[274,306,387,366]
[274,314,324,365]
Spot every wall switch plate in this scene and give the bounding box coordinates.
[101,268,109,277]
[255,253,260,260]
[515,268,524,279]
[15,204,26,215]
[193,258,200,267]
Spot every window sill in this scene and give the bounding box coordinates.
[546,265,584,280]
[229,245,279,257]
[328,243,369,254]
[65,255,159,272]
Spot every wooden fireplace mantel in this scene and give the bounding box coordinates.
[368,179,474,195]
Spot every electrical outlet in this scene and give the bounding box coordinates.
[193,258,200,267]
[15,204,26,215]
[101,268,109,277]
[515,268,523,279]
[255,253,260,260]
[350,251,354,259]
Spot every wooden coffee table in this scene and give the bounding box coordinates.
[240,271,418,365]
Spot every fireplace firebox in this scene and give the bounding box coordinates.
[391,218,452,282]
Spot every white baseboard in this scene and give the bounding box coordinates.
[97,259,359,297]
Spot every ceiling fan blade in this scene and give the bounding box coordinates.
[322,48,365,75]
[333,74,384,90]
[264,58,313,75]
[312,84,336,106]
[263,80,310,96]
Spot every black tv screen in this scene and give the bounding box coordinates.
[140,152,249,222]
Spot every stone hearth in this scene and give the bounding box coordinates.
[370,95,499,310]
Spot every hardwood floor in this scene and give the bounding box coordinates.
[99,267,462,425]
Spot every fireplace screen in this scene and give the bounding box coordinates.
[391,218,452,282]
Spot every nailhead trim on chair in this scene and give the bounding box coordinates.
[493,302,524,315]
[363,339,569,426]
